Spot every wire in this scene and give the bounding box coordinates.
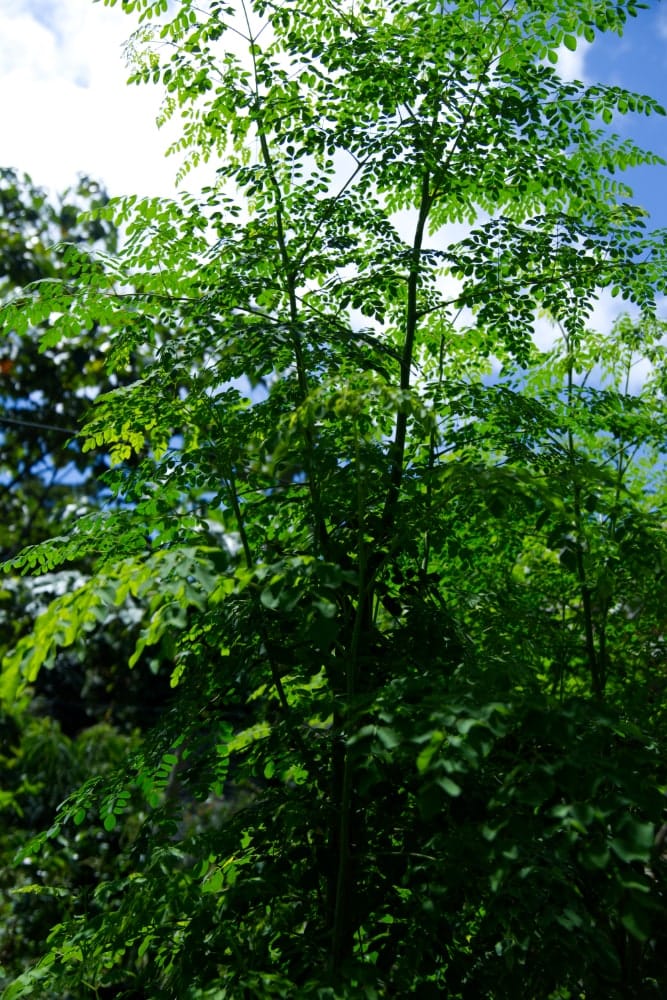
[0,414,79,435]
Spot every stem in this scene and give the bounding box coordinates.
[564,338,603,697]
[242,0,329,555]
[422,322,450,573]
[329,424,369,978]
[256,137,307,388]
[329,742,353,977]
[597,350,634,695]
[382,169,432,530]
[225,463,296,721]
[206,382,307,750]
[380,34,500,536]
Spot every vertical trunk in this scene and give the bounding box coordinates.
[566,350,604,698]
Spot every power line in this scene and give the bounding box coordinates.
[0,414,79,435]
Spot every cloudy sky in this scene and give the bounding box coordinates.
[1,0,666,221]
[1,0,177,197]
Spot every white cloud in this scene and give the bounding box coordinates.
[0,12,58,77]
[0,0,188,196]
[555,39,592,83]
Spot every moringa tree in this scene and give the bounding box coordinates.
[2,0,667,996]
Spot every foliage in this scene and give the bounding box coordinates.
[0,709,143,993]
[0,169,117,558]
[0,174,175,991]
[0,168,174,728]
[2,0,667,997]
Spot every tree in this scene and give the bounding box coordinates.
[0,168,173,727]
[2,1,667,997]
[0,172,172,992]
[0,169,119,558]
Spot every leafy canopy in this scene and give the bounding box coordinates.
[2,0,667,997]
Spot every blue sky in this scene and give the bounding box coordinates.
[583,2,667,229]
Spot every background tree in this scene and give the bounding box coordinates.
[0,172,170,992]
[0,167,174,729]
[2,1,667,997]
[0,169,116,556]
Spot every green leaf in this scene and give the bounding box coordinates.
[621,905,652,942]
[435,776,462,797]
[610,819,654,862]
[103,813,117,832]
